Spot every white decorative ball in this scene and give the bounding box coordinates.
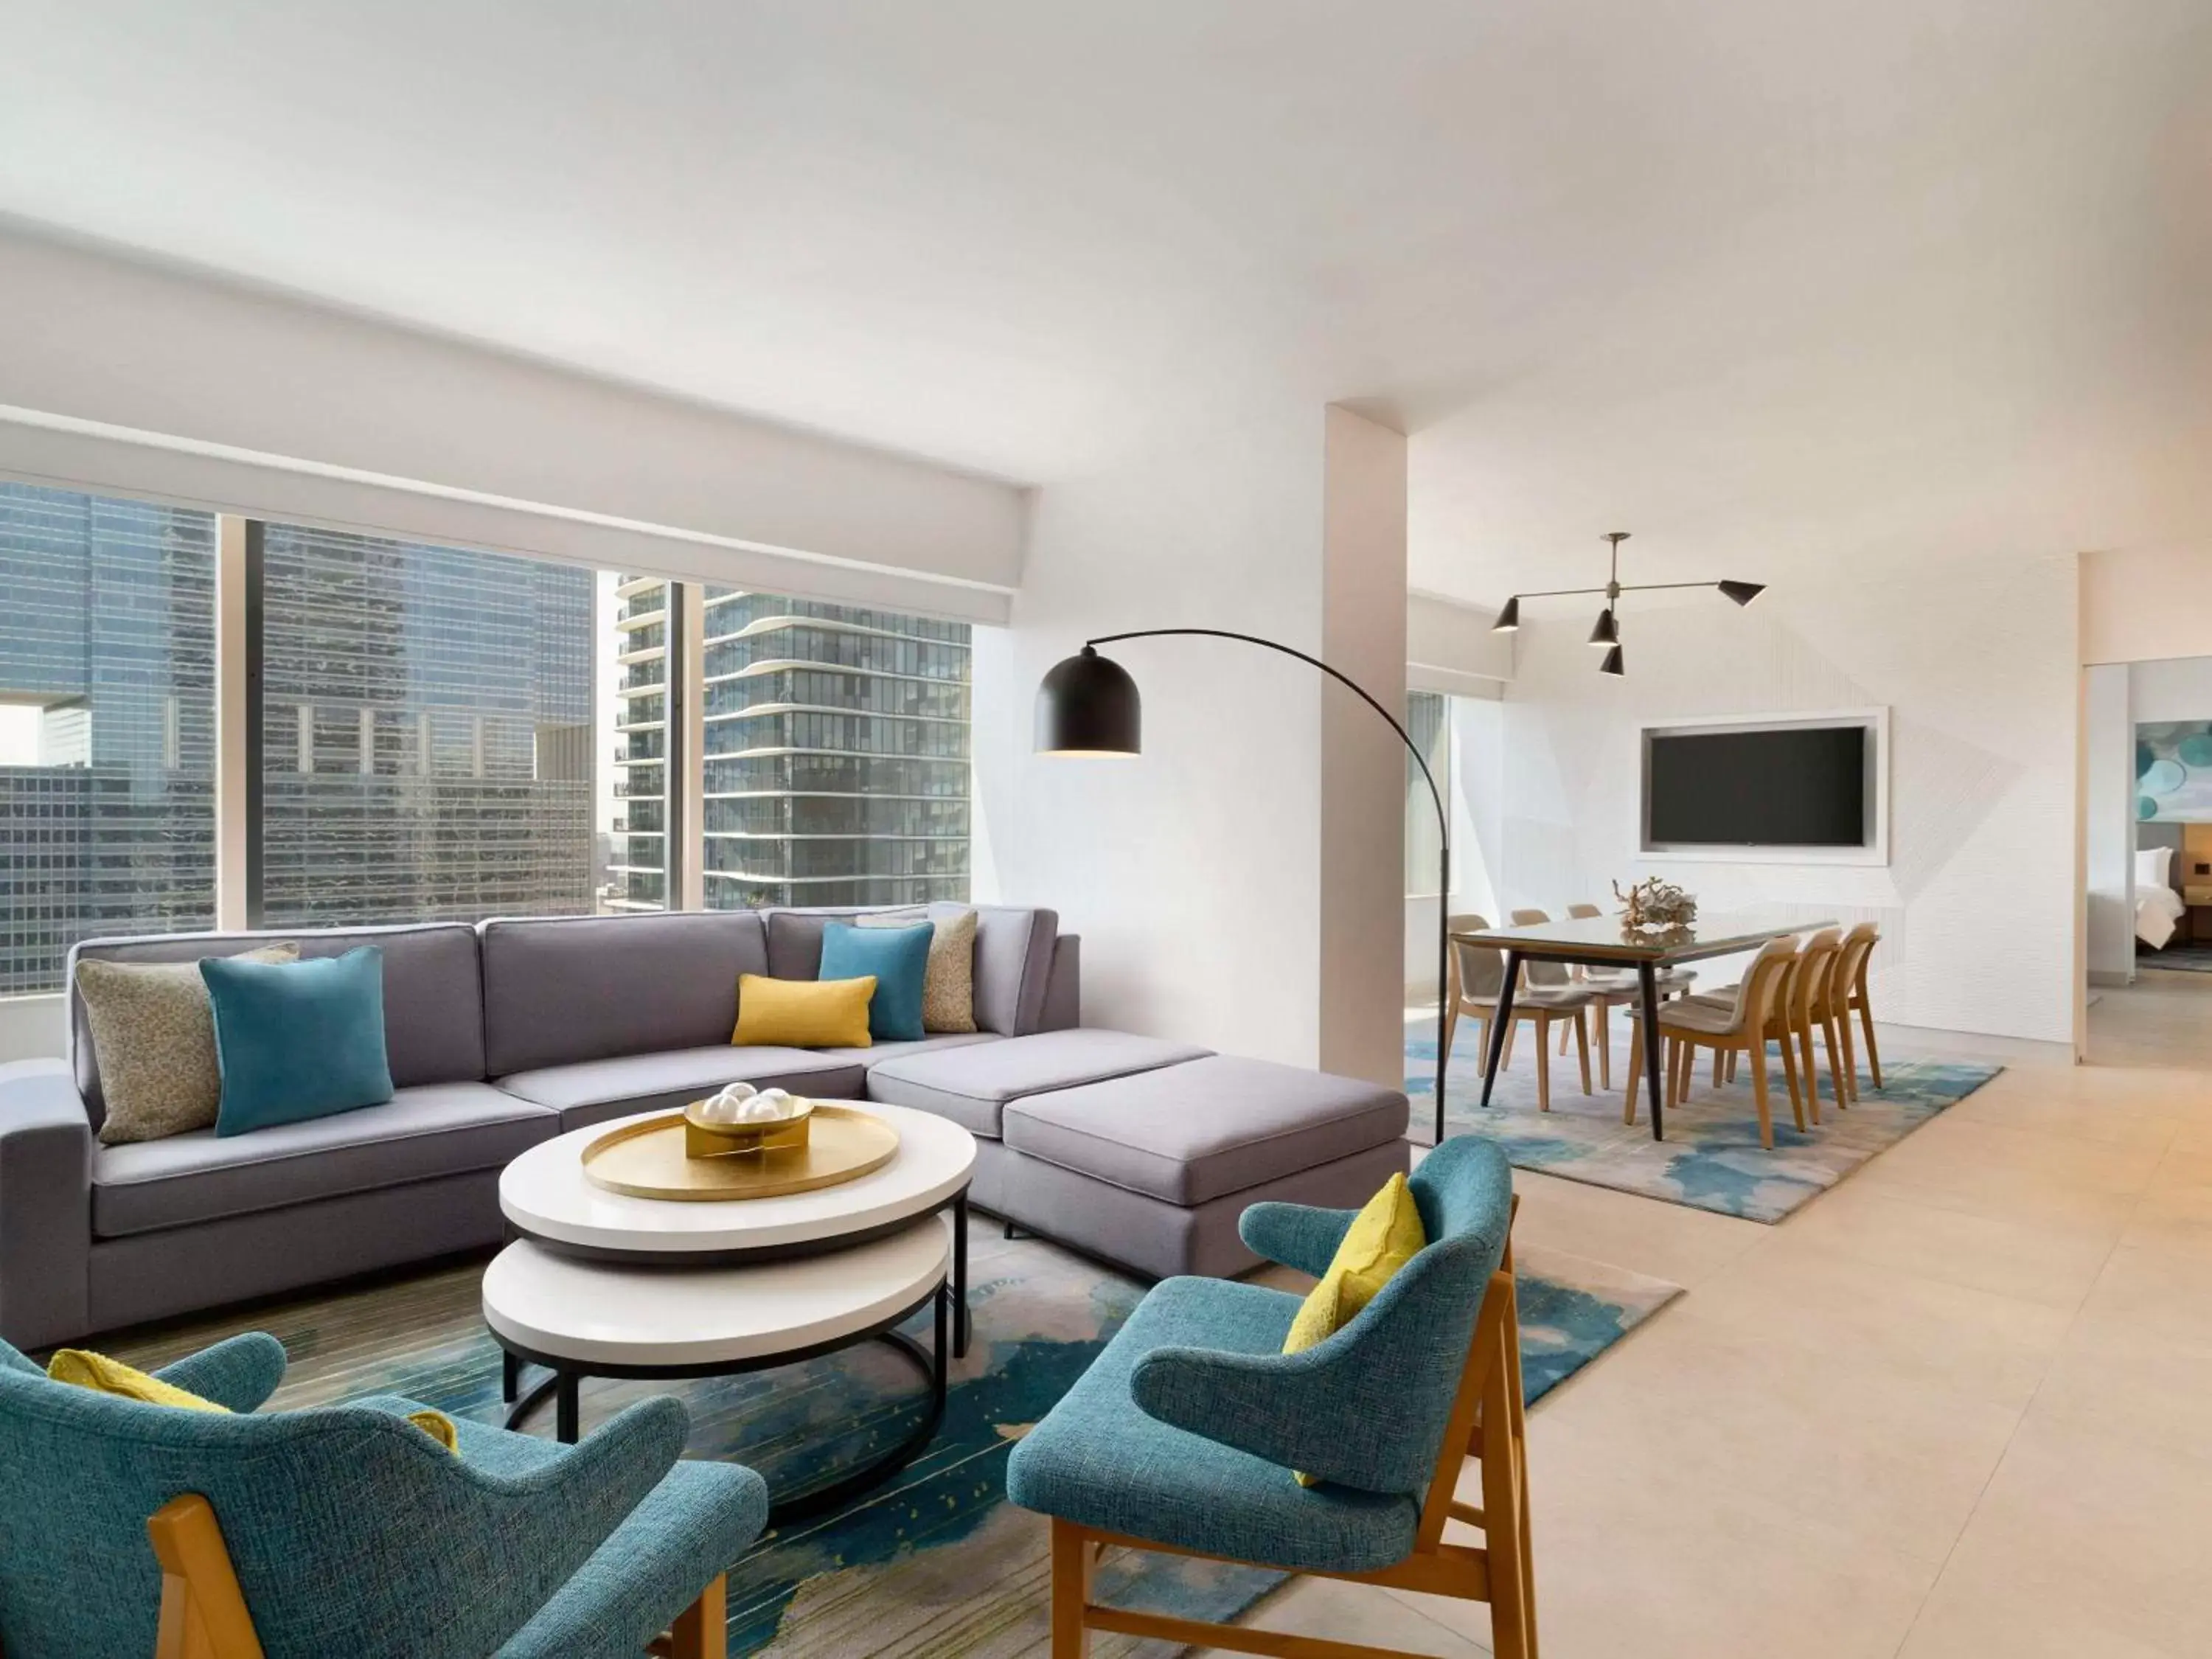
[737,1096,785,1123]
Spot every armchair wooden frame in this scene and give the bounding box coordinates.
[1045,1209,1537,1659]
[146,1493,728,1659]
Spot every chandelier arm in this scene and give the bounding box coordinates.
[1615,580,1745,593]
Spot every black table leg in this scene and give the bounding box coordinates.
[951,1192,971,1359]
[501,1349,520,1405]
[933,1285,949,1412]
[555,1371,580,1444]
[1638,959,1666,1141]
[1476,949,1523,1110]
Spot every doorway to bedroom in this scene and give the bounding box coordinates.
[2085,655,2212,1064]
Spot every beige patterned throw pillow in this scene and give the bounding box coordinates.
[859,908,978,1034]
[77,945,301,1145]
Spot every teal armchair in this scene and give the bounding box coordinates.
[0,1332,766,1659]
[1006,1135,1536,1658]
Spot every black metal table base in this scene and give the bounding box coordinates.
[500,1283,951,1526]
[1475,947,1671,1140]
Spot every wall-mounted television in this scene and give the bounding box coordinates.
[1640,712,1886,863]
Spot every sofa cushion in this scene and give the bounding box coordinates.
[1001,1055,1410,1206]
[765,903,1060,1037]
[494,1046,869,1133]
[90,1082,556,1239]
[865,1029,1211,1139]
[479,911,769,1075]
[69,924,486,1127]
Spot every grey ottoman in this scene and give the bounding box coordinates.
[998,1054,1411,1280]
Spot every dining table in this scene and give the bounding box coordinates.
[1450,909,1837,1140]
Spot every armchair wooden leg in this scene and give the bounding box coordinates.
[662,1576,726,1659]
[1051,1517,1093,1657]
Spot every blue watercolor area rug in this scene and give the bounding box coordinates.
[108,1225,1679,1657]
[1407,1017,2002,1224]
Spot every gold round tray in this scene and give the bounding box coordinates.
[580,1103,900,1202]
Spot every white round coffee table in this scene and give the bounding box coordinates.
[487,1102,976,1521]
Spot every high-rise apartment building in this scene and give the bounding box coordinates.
[700,588,971,909]
[256,525,596,927]
[605,585,972,913]
[0,484,217,994]
[606,575,672,911]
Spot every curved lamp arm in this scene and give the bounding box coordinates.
[1085,629,1450,855]
[1084,627,1455,1144]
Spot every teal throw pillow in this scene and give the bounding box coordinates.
[201,947,395,1136]
[818,922,932,1042]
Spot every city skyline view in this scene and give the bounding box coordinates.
[0,483,975,995]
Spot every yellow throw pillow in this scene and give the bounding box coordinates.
[46,1349,227,1413]
[731,973,877,1048]
[1281,1174,1426,1486]
[407,1408,461,1454]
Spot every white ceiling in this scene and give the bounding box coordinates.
[4,1,2206,599]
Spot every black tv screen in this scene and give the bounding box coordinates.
[1647,726,1867,847]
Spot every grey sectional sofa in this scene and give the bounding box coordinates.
[0,904,1408,1349]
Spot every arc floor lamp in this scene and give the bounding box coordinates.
[1036,630,1455,1146]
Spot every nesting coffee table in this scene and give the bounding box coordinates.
[486,1100,976,1522]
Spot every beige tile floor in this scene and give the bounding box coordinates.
[1225,995,2212,1658]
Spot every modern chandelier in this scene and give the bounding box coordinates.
[1489,532,1764,675]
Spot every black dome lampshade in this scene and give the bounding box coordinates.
[1717,580,1765,607]
[1491,595,1521,632]
[1599,644,1625,677]
[1587,607,1618,647]
[1035,644,1142,756]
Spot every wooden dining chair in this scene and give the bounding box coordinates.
[1445,914,1593,1110]
[1555,902,1697,1091]
[1625,936,1799,1148]
[1831,923,1883,1101]
[1706,928,1844,1119]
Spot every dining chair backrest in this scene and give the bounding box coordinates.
[1722,936,1800,1031]
[1451,917,1506,1001]
[1507,908,1572,986]
[1835,923,1879,1001]
[1566,903,1604,920]
[1790,928,1843,1026]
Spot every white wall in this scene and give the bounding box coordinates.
[0,229,1025,622]
[1479,554,2079,1043]
[972,404,1407,1082]
[2081,546,2212,667]
[2129,656,2212,724]
[2084,663,2136,984]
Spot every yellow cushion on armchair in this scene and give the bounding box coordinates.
[46,1349,227,1413]
[1283,1172,1427,1355]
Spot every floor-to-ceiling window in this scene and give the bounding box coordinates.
[1406,688,1448,898]
[0,484,978,1002]
[257,524,596,926]
[0,483,216,992]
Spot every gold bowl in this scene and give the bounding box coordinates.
[681,1094,815,1160]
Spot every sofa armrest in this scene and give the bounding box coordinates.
[1038,934,1081,1032]
[0,1060,93,1350]
[1237,1201,1357,1280]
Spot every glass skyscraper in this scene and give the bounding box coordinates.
[257,525,596,927]
[699,589,970,909]
[0,483,219,994]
